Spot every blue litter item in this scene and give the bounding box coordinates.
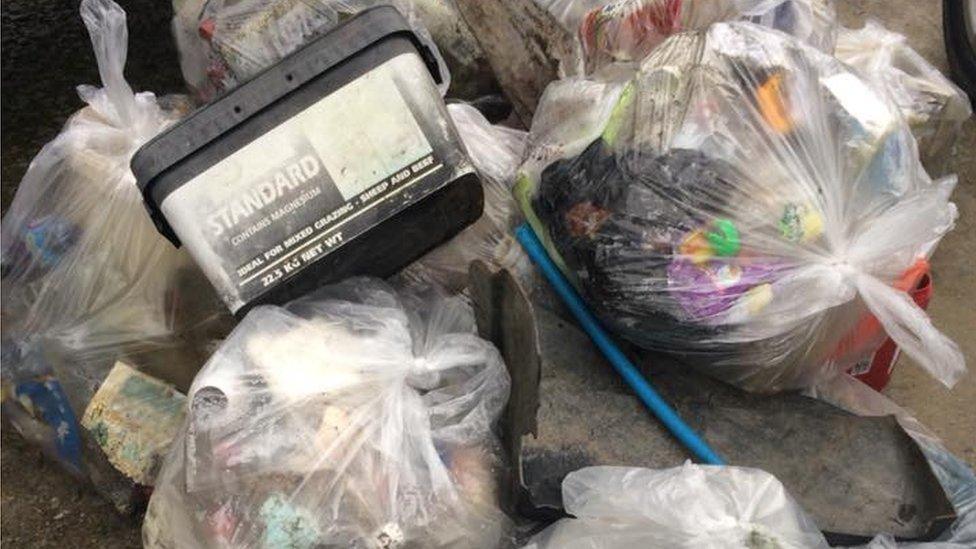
[515,223,725,465]
[14,378,83,471]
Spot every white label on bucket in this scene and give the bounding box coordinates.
[160,54,463,312]
[306,74,431,201]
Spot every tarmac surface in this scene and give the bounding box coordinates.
[1,0,974,547]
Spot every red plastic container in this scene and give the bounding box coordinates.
[831,260,933,391]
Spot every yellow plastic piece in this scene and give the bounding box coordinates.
[679,230,713,265]
[800,208,824,242]
[744,283,774,314]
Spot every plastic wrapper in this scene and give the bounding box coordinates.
[144,278,512,548]
[396,103,530,292]
[0,0,229,468]
[523,464,829,548]
[171,0,449,102]
[515,22,964,393]
[835,20,973,176]
[536,0,836,74]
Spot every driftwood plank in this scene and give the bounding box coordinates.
[453,0,571,125]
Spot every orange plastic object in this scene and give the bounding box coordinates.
[757,73,794,134]
[832,259,932,391]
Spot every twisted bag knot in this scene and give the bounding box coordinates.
[406,356,439,391]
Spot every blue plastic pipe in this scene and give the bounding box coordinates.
[516,223,726,466]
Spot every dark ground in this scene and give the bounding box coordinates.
[1,0,974,547]
[0,0,185,210]
[0,430,142,548]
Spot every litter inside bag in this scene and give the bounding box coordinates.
[524,464,829,549]
[835,19,973,176]
[0,0,229,453]
[396,103,530,292]
[171,0,449,101]
[515,21,964,392]
[145,278,511,548]
[535,0,836,75]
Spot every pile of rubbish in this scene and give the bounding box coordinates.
[834,20,973,175]
[515,20,962,392]
[145,279,511,547]
[0,0,233,509]
[537,0,837,73]
[171,0,449,101]
[1,0,973,547]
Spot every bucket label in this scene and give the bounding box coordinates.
[160,54,460,311]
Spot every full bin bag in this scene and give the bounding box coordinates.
[523,464,829,549]
[0,0,229,433]
[171,0,449,101]
[515,22,964,392]
[535,0,836,75]
[835,19,972,176]
[144,278,511,548]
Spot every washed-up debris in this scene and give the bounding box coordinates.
[170,0,459,101]
[0,0,230,478]
[2,375,83,476]
[835,19,973,176]
[411,0,501,100]
[396,102,530,293]
[3,0,974,545]
[537,0,836,74]
[453,0,835,123]
[469,262,957,542]
[144,278,512,548]
[524,308,957,542]
[73,362,188,516]
[515,21,963,393]
[522,464,829,548]
[454,0,573,125]
[81,361,186,486]
[135,7,484,315]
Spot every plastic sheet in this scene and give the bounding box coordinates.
[535,0,836,74]
[835,20,973,176]
[145,278,512,548]
[808,375,976,549]
[524,464,829,548]
[0,0,229,466]
[171,0,449,101]
[396,103,530,292]
[515,21,964,393]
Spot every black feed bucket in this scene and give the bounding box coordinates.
[133,6,483,315]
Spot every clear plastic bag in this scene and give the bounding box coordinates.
[536,0,836,75]
[144,278,512,548]
[0,0,229,461]
[515,22,964,393]
[396,103,530,292]
[835,20,973,176]
[172,0,449,102]
[524,464,829,548]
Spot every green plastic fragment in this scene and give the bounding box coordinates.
[601,81,636,147]
[707,218,741,257]
[514,171,576,283]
